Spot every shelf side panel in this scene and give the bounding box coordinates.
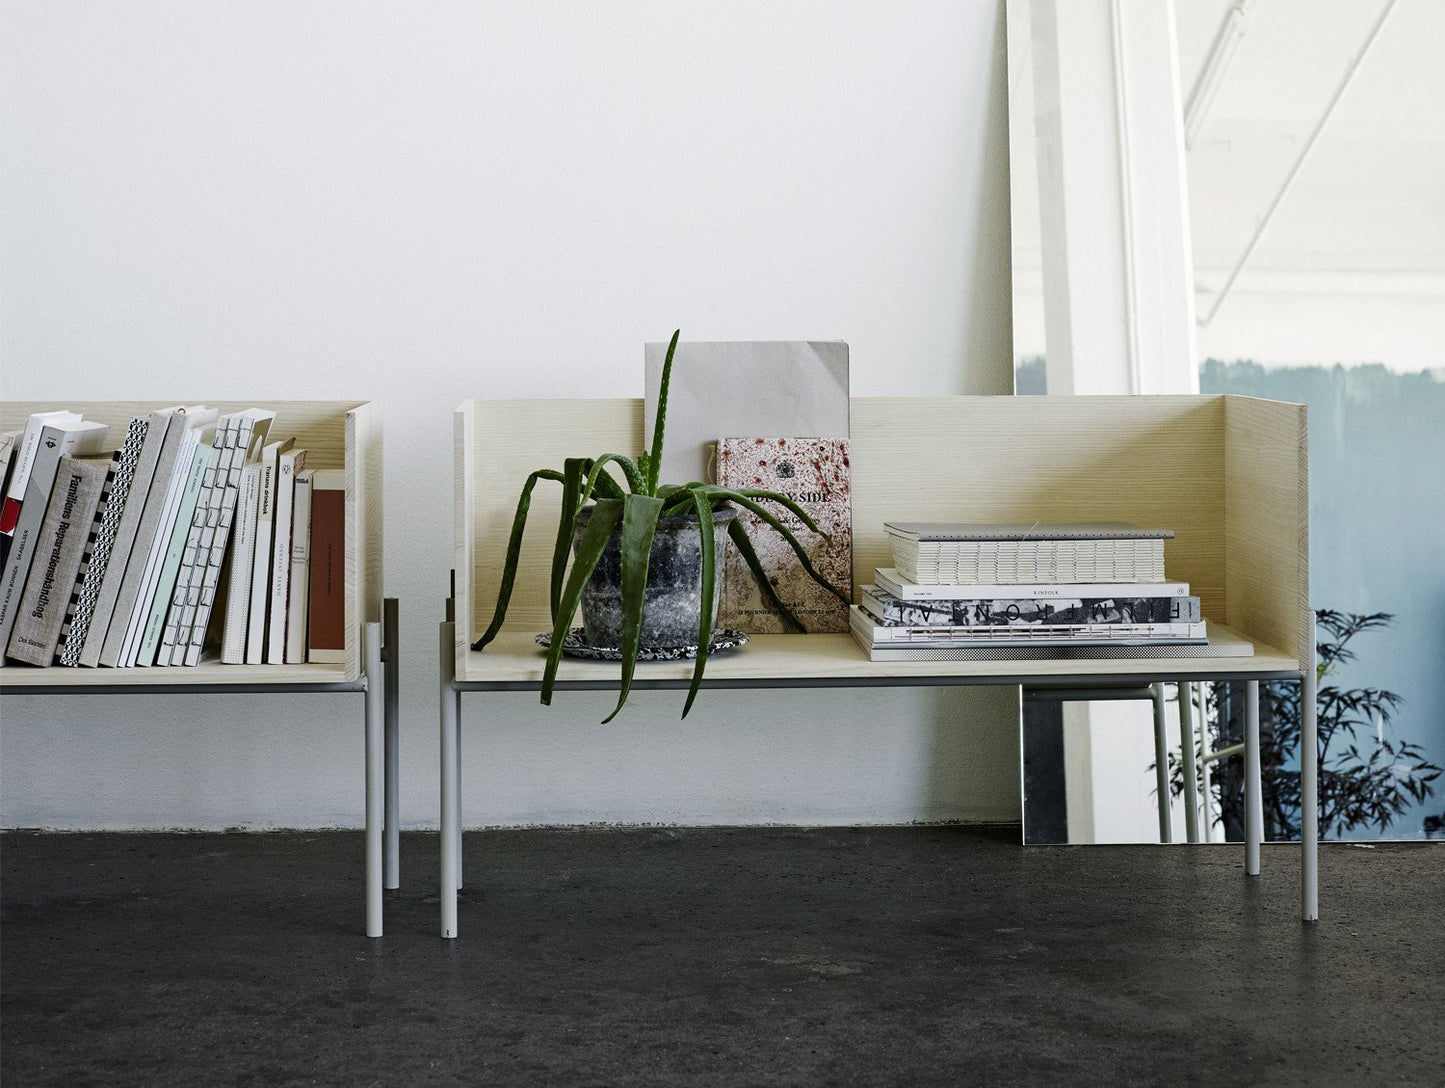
[346,402,384,683]
[453,401,476,669]
[1223,395,1310,670]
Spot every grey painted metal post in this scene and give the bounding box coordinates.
[383,598,400,890]
[364,621,385,938]
[454,692,463,890]
[1179,680,1200,844]
[1151,683,1172,844]
[1245,680,1262,876]
[1301,616,1319,922]
[440,619,460,939]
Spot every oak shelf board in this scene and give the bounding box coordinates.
[457,625,1299,689]
[0,660,353,690]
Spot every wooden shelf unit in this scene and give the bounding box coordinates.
[0,400,397,937]
[442,394,1315,937]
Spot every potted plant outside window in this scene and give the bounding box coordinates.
[473,330,850,722]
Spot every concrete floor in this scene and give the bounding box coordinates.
[2,827,1442,1087]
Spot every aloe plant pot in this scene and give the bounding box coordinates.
[574,505,738,649]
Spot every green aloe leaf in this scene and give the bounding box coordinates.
[725,516,805,633]
[542,498,624,705]
[550,459,586,622]
[735,487,826,535]
[645,329,681,495]
[472,468,566,651]
[583,454,646,498]
[680,487,717,719]
[603,493,665,724]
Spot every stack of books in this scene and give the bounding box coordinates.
[0,406,347,669]
[850,521,1217,662]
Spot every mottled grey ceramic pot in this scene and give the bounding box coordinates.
[575,504,737,649]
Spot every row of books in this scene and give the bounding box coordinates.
[851,521,1217,662]
[0,407,345,668]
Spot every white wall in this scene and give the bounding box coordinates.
[0,0,1018,829]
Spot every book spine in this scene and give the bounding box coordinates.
[81,410,174,667]
[306,474,346,664]
[138,444,211,667]
[220,463,263,665]
[285,470,314,664]
[266,449,305,663]
[158,417,235,665]
[6,458,109,665]
[57,419,147,666]
[873,569,1190,601]
[119,422,206,666]
[0,422,110,657]
[859,586,1200,627]
[246,445,284,664]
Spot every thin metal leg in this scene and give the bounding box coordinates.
[364,621,385,938]
[1302,617,1319,922]
[454,689,463,890]
[440,619,459,939]
[383,598,400,891]
[1151,683,1172,844]
[1179,680,1200,844]
[1245,680,1262,876]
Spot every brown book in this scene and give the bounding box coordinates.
[715,436,852,634]
[7,457,109,665]
[306,470,345,664]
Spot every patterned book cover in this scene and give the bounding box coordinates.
[859,585,1200,627]
[57,418,148,666]
[716,437,851,634]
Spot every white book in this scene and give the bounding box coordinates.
[182,408,275,664]
[850,605,1205,646]
[266,447,306,663]
[0,411,81,571]
[246,437,294,663]
[285,469,315,664]
[138,444,212,667]
[220,462,263,665]
[118,408,217,666]
[873,568,1191,601]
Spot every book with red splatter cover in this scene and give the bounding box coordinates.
[715,437,851,634]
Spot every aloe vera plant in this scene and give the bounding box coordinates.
[473,329,851,722]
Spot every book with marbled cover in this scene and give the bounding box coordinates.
[716,437,851,634]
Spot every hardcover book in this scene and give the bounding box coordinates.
[306,470,346,664]
[858,585,1201,627]
[6,456,109,665]
[137,443,212,666]
[0,418,111,658]
[873,568,1190,601]
[266,447,306,664]
[715,436,851,634]
[0,410,81,572]
[849,606,1206,648]
[57,418,148,666]
[220,462,264,664]
[285,468,315,664]
[246,437,295,664]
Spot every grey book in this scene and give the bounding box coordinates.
[78,409,178,668]
[859,585,1201,627]
[57,418,148,667]
[6,457,109,665]
[97,406,205,667]
[0,419,111,658]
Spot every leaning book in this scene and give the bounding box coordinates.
[715,436,852,634]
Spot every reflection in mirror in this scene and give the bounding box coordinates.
[1012,0,1445,843]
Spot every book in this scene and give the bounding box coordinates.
[0,410,82,572]
[57,418,149,667]
[0,418,110,659]
[5,457,109,665]
[80,408,180,668]
[113,407,217,667]
[874,567,1191,601]
[220,462,264,664]
[306,470,346,664]
[179,408,275,665]
[643,340,850,486]
[715,436,852,634]
[884,522,1171,585]
[849,616,1252,662]
[136,443,212,666]
[0,432,18,506]
[245,437,294,663]
[266,447,306,663]
[858,584,1201,627]
[850,606,1205,646]
[285,469,315,664]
